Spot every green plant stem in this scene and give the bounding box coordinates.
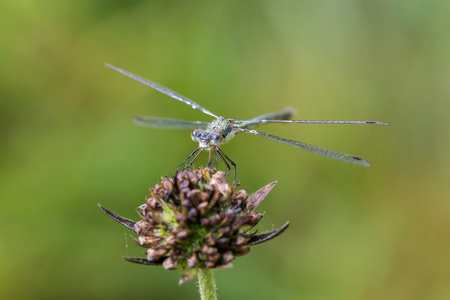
[197,269,217,300]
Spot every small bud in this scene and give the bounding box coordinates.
[197,202,209,215]
[187,189,200,206]
[165,236,177,247]
[216,237,230,247]
[200,218,210,227]
[162,178,173,191]
[175,213,188,226]
[235,236,246,246]
[188,208,198,221]
[187,253,199,268]
[176,230,190,240]
[201,245,218,255]
[209,214,222,226]
[137,236,159,247]
[162,257,178,270]
[222,251,234,263]
[209,252,221,263]
[147,248,167,261]
[200,192,210,202]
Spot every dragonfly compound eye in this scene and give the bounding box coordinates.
[211,133,223,146]
[191,130,199,142]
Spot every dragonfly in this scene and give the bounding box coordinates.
[105,63,389,184]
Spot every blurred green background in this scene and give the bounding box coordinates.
[1,1,449,299]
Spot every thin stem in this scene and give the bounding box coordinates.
[197,269,217,300]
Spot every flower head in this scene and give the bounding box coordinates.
[99,167,288,283]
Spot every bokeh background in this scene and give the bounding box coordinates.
[1,1,449,299]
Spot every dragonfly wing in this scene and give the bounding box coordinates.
[237,119,390,126]
[133,116,209,129]
[105,63,219,119]
[237,107,296,129]
[239,128,371,167]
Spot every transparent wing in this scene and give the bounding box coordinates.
[133,116,209,129]
[237,107,296,129]
[238,128,371,167]
[105,63,219,119]
[236,119,389,127]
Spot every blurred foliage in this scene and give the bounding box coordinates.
[1,1,449,299]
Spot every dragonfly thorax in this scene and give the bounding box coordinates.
[191,117,235,149]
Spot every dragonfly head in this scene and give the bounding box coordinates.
[191,129,224,148]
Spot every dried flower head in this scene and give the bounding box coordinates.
[99,167,289,284]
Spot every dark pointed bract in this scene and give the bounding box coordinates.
[124,257,164,266]
[247,221,290,246]
[247,181,277,212]
[98,204,136,231]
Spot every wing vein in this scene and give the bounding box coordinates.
[105,63,219,118]
[238,128,371,167]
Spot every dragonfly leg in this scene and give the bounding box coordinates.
[186,148,204,168]
[207,150,212,167]
[210,147,220,169]
[217,148,239,185]
[216,149,230,178]
[176,148,201,170]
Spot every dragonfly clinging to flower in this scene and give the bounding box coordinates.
[105,63,389,184]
